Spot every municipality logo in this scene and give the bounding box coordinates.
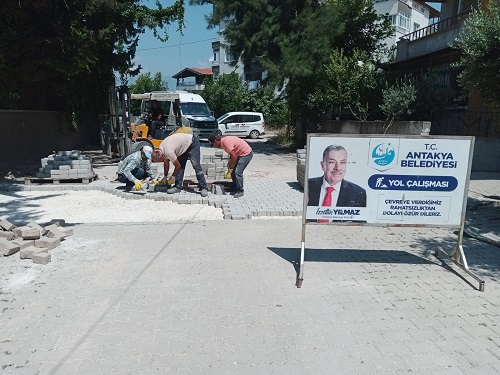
[372,143,395,167]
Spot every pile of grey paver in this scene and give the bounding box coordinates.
[35,150,95,180]
[296,148,306,188]
[202,149,230,180]
[0,217,73,264]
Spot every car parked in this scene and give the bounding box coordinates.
[216,112,265,139]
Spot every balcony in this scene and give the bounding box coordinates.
[175,83,205,92]
[396,11,469,61]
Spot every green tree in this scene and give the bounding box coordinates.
[453,2,500,109]
[308,49,381,120]
[129,72,168,115]
[191,0,392,127]
[202,73,247,117]
[380,79,416,132]
[0,0,184,140]
[243,87,288,130]
[412,72,453,120]
[202,72,288,129]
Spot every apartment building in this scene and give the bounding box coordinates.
[211,18,262,89]
[392,0,499,138]
[374,0,438,57]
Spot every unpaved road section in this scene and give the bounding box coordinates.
[0,190,223,225]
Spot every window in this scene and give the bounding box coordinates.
[390,12,410,32]
[179,103,211,116]
[224,115,238,123]
[412,2,425,14]
[213,50,219,62]
[225,50,236,62]
[240,115,255,123]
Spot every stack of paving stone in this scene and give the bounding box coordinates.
[296,148,306,188]
[150,163,159,177]
[0,218,73,264]
[35,150,94,180]
[201,150,230,181]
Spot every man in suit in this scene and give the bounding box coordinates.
[308,145,366,207]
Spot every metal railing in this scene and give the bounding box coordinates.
[400,11,470,42]
[431,110,500,137]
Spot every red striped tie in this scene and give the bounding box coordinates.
[318,186,335,223]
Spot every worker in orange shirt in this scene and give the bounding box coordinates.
[208,134,253,198]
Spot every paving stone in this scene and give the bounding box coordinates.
[0,218,15,231]
[20,246,45,259]
[44,224,67,240]
[26,222,47,235]
[12,238,35,250]
[0,230,14,240]
[34,237,60,250]
[32,251,51,264]
[13,226,41,240]
[0,237,20,256]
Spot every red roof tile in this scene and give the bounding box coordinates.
[190,68,213,75]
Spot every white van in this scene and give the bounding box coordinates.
[131,91,219,138]
[217,112,265,139]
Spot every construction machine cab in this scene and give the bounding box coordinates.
[130,91,194,149]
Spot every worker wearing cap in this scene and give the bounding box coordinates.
[117,145,158,190]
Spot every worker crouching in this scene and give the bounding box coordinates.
[117,146,159,190]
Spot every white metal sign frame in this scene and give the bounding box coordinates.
[298,134,484,291]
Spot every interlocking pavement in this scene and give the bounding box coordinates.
[0,143,499,374]
[1,220,500,374]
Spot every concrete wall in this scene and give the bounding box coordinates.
[317,120,431,136]
[396,22,463,61]
[472,138,500,172]
[0,110,91,166]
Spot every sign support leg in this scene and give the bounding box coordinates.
[297,221,306,288]
[297,241,305,288]
[435,225,485,291]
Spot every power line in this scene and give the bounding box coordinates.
[137,37,217,51]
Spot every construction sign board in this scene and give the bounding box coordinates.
[303,134,474,227]
[298,134,484,291]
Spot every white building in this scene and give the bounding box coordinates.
[374,0,439,57]
[211,19,262,89]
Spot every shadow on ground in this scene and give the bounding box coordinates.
[415,233,500,287]
[0,192,67,224]
[268,246,436,275]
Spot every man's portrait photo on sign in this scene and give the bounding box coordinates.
[308,144,367,208]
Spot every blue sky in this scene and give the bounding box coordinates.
[132,1,218,89]
[427,2,442,11]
